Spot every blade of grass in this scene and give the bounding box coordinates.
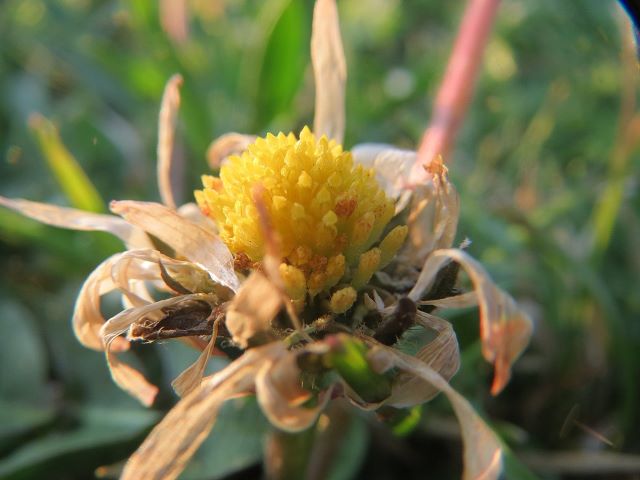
[29,114,104,213]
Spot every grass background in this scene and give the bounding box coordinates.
[1,0,639,478]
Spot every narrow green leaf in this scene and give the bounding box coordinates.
[29,114,104,213]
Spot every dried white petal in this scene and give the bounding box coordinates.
[110,200,239,292]
[255,351,329,432]
[172,332,219,397]
[121,343,283,480]
[206,132,256,169]
[72,254,128,352]
[351,144,416,199]
[0,196,150,248]
[225,272,282,348]
[157,74,183,210]
[385,311,460,407]
[409,248,533,395]
[312,0,346,143]
[419,291,478,309]
[405,168,460,267]
[101,293,215,406]
[105,348,159,407]
[370,346,503,480]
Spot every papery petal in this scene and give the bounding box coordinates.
[110,200,239,292]
[172,333,219,397]
[101,293,213,345]
[0,196,150,248]
[419,291,478,308]
[312,0,346,143]
[405,164,460,266]
[121,344,281,480]
[101,293,215,406]
[157,74,183,210]
[384,311,460,407]
[225,271,282,348]
[105,348,159,407]
[409,249,533,395]
[351,144,416,199]
[255,351,329,432]
[72,254,129,352]
[369,346,503,480]
[177,202,218,236]
[206,132,257,169]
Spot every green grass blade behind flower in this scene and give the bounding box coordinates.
[29,114,104,213]
[241,0,309,130]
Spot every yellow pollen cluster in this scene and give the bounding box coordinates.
[195,127,408,313]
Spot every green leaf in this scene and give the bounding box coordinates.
[29,114,104,213]
[0,300,48,403]
[0,407,159,480]
[252,0,309,128]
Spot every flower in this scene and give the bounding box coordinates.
[195,126,407,312]
[0,1,533,479]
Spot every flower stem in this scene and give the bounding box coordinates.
[265,427,316,480]
[411,0,501,184]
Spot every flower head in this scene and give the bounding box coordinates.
[196,127,407,310]
[0,1,533,479]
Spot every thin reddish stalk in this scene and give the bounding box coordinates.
[411,0,501,185]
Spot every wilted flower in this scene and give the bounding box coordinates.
[0,1,532,479]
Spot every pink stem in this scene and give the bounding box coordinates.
[410,0,501,185]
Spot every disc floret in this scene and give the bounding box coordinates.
[195,127,407,312]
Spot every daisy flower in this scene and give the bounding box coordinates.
[0,1,531,479]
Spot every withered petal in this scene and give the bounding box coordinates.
[311,0,346,143]
[121,343,283,480]
[0,196,151,248]
[409,248,533,395]
[157,74,182,210]
[369,346,503,480]
[110,200,239,292]
[206,132,257,169]
[351,144,416,199]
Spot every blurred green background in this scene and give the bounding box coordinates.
[1,0,639,479]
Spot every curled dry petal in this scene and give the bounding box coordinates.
[101,293,215,406]
[177,202,219,236]
[409,249,533,395]
[110,200,240,292]
[0,196,150,248]
[73,248,200,352]
[157,74,183,210]
[405,161,460,267]
[206,132,257,169]
[105,348,159,407]
[384,311,460,407]
[369,346,503,480]
[351,144,417,199]
[255,350,329,432]
[419,291,478,309]
[311,0,346,143]
[121,343,284,480]
[225,271,282,348]
[172,330,219,397]
[73,254,129,352]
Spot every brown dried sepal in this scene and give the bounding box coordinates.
[129,299,222,341]
[225,271,282,348]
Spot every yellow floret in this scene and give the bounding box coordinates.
[330,286,357,314]
[195,127,406,306]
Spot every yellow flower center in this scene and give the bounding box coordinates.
[195,127,407,312]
